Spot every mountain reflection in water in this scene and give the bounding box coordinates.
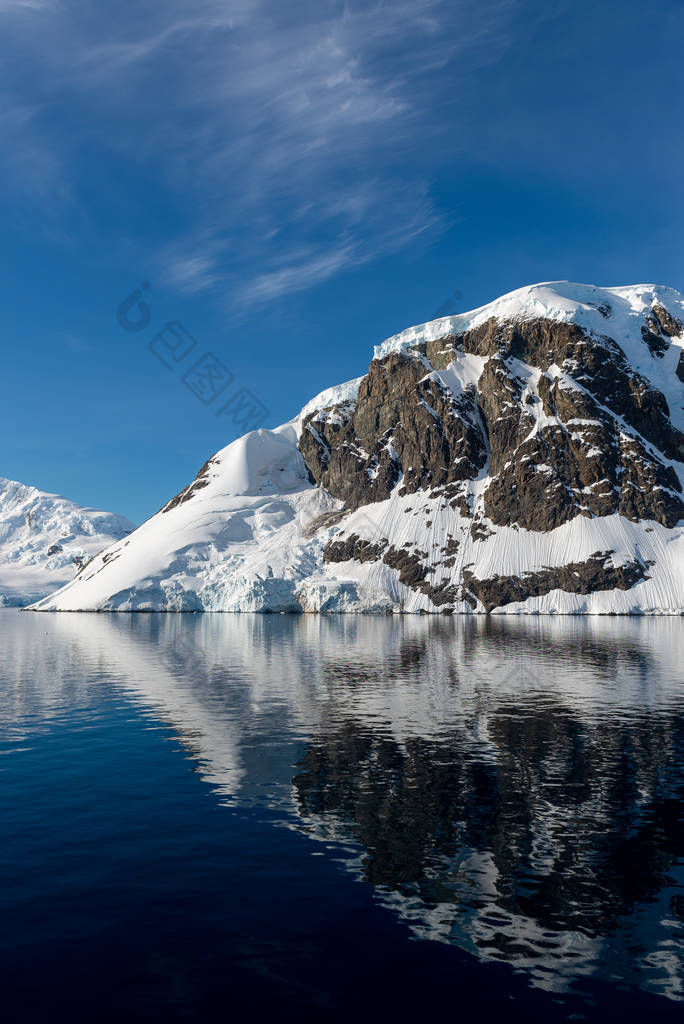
[1,611,682,1007]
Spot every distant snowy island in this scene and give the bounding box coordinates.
[0,479,134,607]
[20,281,684,614]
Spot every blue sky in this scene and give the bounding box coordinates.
[2,0,683,523]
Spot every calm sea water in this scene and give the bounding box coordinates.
[0,610,682,1022]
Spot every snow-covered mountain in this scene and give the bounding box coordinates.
[30,282,684,614]
[0,478,135,606]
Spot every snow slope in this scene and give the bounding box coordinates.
[0,478,135,606]
[30,282,684,614]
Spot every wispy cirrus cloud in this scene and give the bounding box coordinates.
[159,231,233,296]
[0,0,526,306]
[0,1,55,10]
[237,243,359,305]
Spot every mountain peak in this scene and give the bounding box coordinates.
[376,281,684,358]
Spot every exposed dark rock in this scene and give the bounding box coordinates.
[462,551,649,613]
[441,536,460,555]
[425,334,462,369]
[422,580,461,606]
[324,534,428,590]
[324,533,459,606]
[443,317,684,460]
[46,544,63,556]
[323,533,387,565]
[481,361,684,530]
[301,508,348,538]
[470,520,494,541]
[382,545,430,589]
[640,304,683,358]
[641,320,669,358]
[677,351,684,384]
[161,457,215,513]
[617,436,683,527]
[300,350,488,510]
[652,304,683,337]
[299,312,684,556]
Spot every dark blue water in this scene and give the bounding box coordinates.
[0,611,682,1021]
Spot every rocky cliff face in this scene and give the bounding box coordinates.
[295,292,684,612]
[29,282,684,614]
[300,316,684,531]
